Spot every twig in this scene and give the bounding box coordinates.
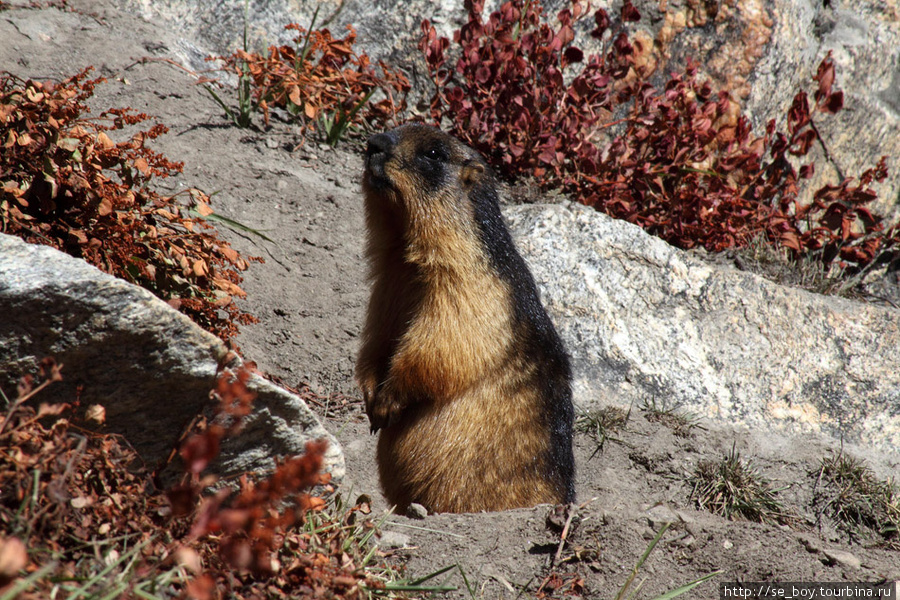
[553,504,576,565]
[809,117,845,182]
[0,365,63,437]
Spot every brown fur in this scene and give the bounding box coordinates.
[356,123,574,513]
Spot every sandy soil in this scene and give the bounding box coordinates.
[2,1,898,597]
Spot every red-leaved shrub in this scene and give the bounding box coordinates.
[421,0,896,276]
[0,69,259,340]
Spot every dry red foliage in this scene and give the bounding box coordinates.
[0,358,172,597]
[167,365,331,576]
[213,22,409,137]
[0,362,374,599]
[158,365,376,599]
[422,0,897,277]
[0,68,259,341]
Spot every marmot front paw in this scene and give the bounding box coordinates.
[363,386,408,432]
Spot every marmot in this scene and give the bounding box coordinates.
[356,123,575,513]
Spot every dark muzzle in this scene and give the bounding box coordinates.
[365,131,398,186]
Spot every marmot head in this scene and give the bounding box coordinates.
[362,124,499,266]
[363,123,487,200]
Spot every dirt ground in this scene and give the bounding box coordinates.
[2,1,899,597]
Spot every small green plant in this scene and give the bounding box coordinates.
[640,397,701,438]
[540,506,720,599]
[319,88,375,146]
[691,445,790,524]
[373,563,461,595]
[210,11,408,142]
[813,452,900,548]
[204,0,254,127]
[576,406,630,453]
[615,524,721,600]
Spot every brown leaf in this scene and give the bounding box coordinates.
[183,574,217,600]
[780,231,801,251]
[193,259,209,277]
[621,0,641,21]
[97,196,114,216]
[194,200,214,216]
[68,228,88,245]
[213,293,233,308]
[0,537,28,586]
[815,53,835,101]
[174,546,203,575]
[70,496,93,509]
[2,181,24,197]
[84,404,107,424]
[820,90,843,114]
[24,87,45,103]
[97,131,115,150]
[39,357,63,381]
[212,277,246,297]
[16,374,33,398]
[221,246,239,262]
[37,403,70,418]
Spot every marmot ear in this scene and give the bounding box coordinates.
[461,161,485,187]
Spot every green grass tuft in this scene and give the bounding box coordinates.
[691,445,791,525]
[640,398,702,438]
[575,406,630,454]
[813,452,900,548]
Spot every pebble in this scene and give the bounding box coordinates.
[646,504,680,529]
[798,534,822,554]
[406,503,428,519]
[377,531,411,549]
[822,548,862,570]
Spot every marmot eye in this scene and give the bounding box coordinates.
[422,146,447,161]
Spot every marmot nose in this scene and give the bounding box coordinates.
[366,131,399,184]
[366,131,398,158]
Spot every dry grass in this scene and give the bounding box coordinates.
[640,397,702,438]
[691,445,791,525]
[813,452,900,548]
[575,406,630,453]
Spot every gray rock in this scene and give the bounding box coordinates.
[115,0,467,69]
[0,233,343,480]
[738,0,900,213]
[377,530,411,549]
[822,548,862,569]
[407,503,429,520]
[798,534,823,553]
[504,202,900,456]
[645,503,681,528]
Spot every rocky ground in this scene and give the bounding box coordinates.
[2,1,898,597]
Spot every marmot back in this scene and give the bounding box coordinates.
[356,123,574,513]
